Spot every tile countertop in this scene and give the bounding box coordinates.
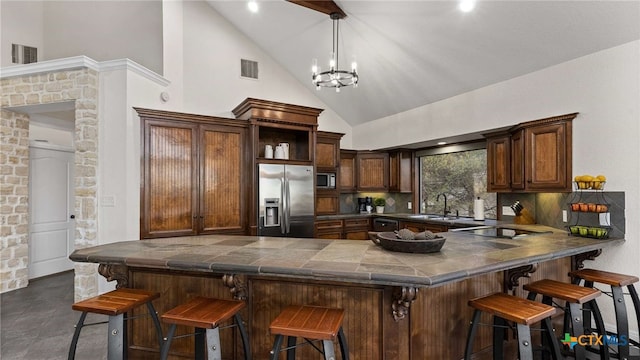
[316,212,499,227]
[70,226,624,288]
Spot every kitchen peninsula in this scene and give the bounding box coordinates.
[70,226,622,359]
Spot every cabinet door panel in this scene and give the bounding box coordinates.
[316,195,339,215]
[143,121,198,238]
[200,125,245,232]
[357,153,389,191]
[510,129,525,190]
[526,123,567,190]
[340,151,357,192]
[316,142,338,169]
[486,136,511,192]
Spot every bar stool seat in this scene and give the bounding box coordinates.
[269,305,349,360]
[68,288,163,360]
[524,279,604,360]
[160,296,251,360]
[464,292,562,360]
[570,268,640,359]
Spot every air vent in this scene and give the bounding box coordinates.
[12,44,38,64]
[240,59,259,79]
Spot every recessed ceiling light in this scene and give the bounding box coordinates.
[247,1,258,13]
[458,0,476,13]
[437,141,447,145]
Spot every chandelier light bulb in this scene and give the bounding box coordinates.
[351,61,357,71]
[312,59,318,74]
[247,1,259,13]
[459,0,476,12]
[336,87,340,93]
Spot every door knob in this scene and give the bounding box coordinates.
[70,215,75,219]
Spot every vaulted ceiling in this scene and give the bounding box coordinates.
[207,1,640,126]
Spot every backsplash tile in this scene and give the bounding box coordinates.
[500,192,625,239]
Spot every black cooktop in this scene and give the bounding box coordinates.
[455,226,552,239]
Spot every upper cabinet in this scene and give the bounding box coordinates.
[389,150,414,193]
[137,108,248,239]
[357,151,389,191]
[316,131,343,171]
[232,98,322,164]
[339,150,357,193]
[486,113,577,192]
[316,131,344,215]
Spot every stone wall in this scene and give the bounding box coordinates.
[0,69,99,299]
[0,110,30,291]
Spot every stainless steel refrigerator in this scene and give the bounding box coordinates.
[258,164,314,238]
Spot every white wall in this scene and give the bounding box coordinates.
[1,1,163,74]
[0,1,44,67]
[175,0,352,147]
[356,40,640,331]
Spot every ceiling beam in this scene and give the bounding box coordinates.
[286,0,347,18]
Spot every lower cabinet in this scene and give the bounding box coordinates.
[399,221,448,233]
[344,218,371,240]
[315,218,371,240]
[315,219,344,239]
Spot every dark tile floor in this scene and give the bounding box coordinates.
[1,271,107,360]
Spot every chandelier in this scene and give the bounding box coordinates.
[312,13,358,92]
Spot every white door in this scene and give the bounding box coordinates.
[29,145,75,279]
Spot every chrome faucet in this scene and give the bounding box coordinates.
[436,193,450,217]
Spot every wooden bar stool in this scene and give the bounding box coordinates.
[464,292,562,360]
[269,305,349,360]
[68,288,163,360]
[570,268,640,359]
[524,279,604,360]
[160,296,251,360]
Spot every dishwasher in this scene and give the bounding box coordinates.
[372,218,399,232]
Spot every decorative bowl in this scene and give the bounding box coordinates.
[371,232,446,253]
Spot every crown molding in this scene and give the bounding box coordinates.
[0,56,170,86]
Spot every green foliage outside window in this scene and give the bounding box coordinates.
[420,149,496,219]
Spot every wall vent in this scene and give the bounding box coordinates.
[12,44,38,64]
[240,59,259,79]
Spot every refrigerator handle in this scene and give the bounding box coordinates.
[280,176,286,234]
[285,178,291,233]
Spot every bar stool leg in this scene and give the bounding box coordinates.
[566,302,587,359]
[160,324,177,360]
[68,312,88,360]
[107,313,125,360]
[205,327,222,360]
[286,336,296,360]
[321,339,336,360]
[516,323,533,360]
[612,286,630,359]
[233,314,252,360]
[195,327,206,360]
[269,335,284,360]
[464,309,481,360]
[146,301,164,350]
[337,327,349,360]
[629,285,640,348]
[493,315,506,360]
[541,317,563,360]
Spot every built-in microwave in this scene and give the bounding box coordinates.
[316,173,336,189]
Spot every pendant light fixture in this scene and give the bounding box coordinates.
[311,12,358,92]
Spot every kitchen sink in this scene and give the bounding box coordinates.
[407,214,458,221]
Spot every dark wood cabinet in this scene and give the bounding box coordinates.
[316,131,343,215]
[486,113,576,193]
[389,150,414,193]
[523,121,572,191]
[314,219,344,239]
[339,150,357,193]
[138,108,248,239]
[316,131,342,171]
[343,218,370,240]
[486,133,511,192]
[357,151,389,191]
[315,217,371,240]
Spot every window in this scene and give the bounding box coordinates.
[419,144,496,219]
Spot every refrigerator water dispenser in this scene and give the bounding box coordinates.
[264,198,280,227]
